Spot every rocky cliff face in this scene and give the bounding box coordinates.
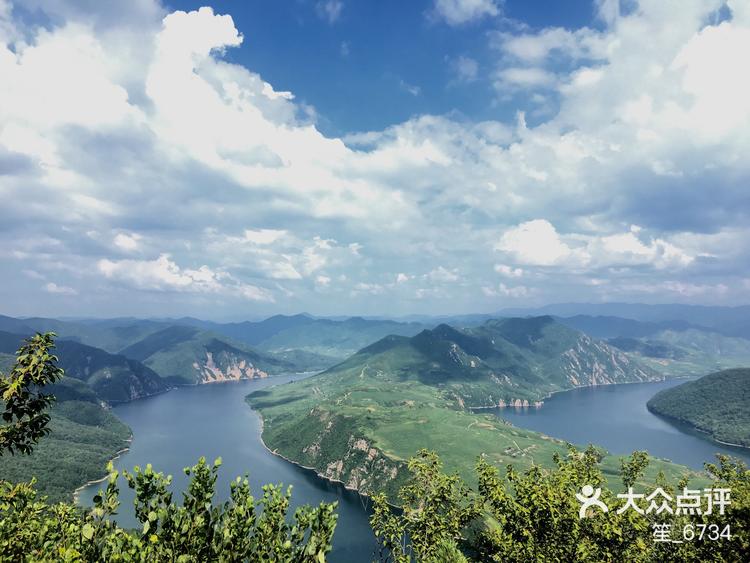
[556,334,658,387]
[192,351,269,383]
[262,407,408,498]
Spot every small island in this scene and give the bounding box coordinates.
[647,368,750,448]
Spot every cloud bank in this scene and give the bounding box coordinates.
[1,0,749,317]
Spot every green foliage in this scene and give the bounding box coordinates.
[371,448,750,562]
[0,340,131,502]
[0,333,63,455]
[0,458,338,562]
[647,368,750,447]
[371,450,479,562]
[0,397,130,503]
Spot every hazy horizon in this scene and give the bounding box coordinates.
[4,299,750,325]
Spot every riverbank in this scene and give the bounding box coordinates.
[253,409,371,497]
[74,375,380,562]
[469,374,682,411]
[645,405,750,451]
[72,439,132,503]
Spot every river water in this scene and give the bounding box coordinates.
[76,375,378,562]
[78,376,750,560]
[490,379,750,469]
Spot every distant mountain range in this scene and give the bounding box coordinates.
[0,330,168,404]
[497,303,750,339]
[0,313,427,368]
[166,314,427,359]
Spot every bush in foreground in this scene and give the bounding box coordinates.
[371,448,749,562]
[0,457,337,562]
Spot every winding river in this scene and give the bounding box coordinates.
[78,376,750,561]
[76,375,378,562]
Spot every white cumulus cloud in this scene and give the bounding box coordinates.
[432,0,501,26]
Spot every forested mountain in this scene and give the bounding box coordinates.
[119,326,300,384]
[247,317,682,499]
[320,316,660,408]
[648,368,750,447]
[0,339,132,502]
[0,314,169,353]
[0,330,168,403]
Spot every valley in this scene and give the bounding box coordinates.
[2,308,749,516]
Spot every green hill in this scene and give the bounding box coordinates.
[0,332,163,500]
[0,314,168,353]
[247,317,691,500]
[312,316,660,409]
[0,331,169,403]
[647,368,750,447]
[119,326,300,384]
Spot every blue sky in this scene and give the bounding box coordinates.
[1,0,749,320]
[161,0,596,135]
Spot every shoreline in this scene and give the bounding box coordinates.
[646,405,750,452]
[252,407,373,499]
[73,373,312,506]
[468,375,692,411]
[73,439,132,504]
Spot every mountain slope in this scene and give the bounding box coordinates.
[608,329,750,376]
[0,331,168,403]
[119,326,295,384]
[319,316,659,408]
[647,368,750,447]
[0,352,131,502]
[247,317,685,500]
